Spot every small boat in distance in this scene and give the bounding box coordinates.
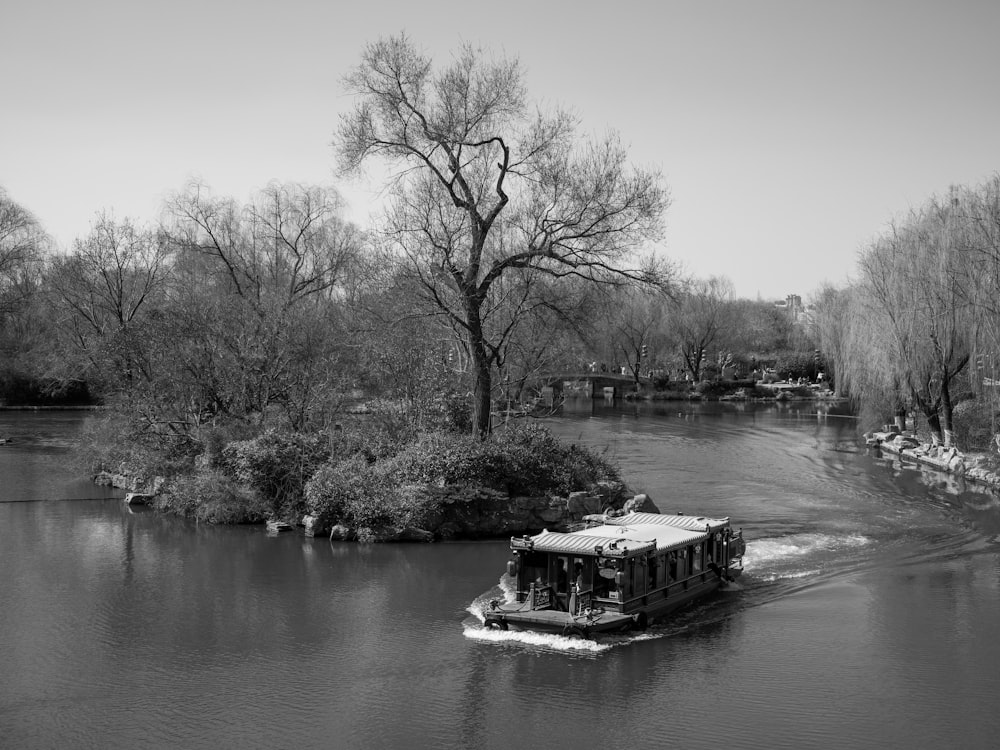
[483,511,746,638]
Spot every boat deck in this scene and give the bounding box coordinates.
[489,606,634,635]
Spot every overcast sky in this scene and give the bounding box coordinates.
[4,0,999,300]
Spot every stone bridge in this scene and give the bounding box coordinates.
[530,372,644,398]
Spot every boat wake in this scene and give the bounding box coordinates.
[462,623,619,652]
[742,532,872,582]
[462,575,665,653]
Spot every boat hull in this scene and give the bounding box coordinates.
[484,573,738,638]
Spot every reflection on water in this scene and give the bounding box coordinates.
[3,406,1000,749]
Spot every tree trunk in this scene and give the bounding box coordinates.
[465,301,493,440]
[940,374,956,448]
[926,411,944,446]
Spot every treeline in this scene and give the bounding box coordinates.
[0,181,818,427]
[813,175,1000,451]
[0,34,834,529]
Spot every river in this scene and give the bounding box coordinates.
[2,403,1000,749]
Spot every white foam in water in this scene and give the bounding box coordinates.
[463,575,664,652]
[463,624,615,652]
[744,532,870,581]
[746,533,870,564]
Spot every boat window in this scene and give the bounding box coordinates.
[668,552,678,582]
[648,554,660,589]
[554,556,569,593]
[593,557,618,599]
[522,551,548,587]
[571,558,586,592]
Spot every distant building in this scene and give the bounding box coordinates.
[774,294,803,316]
[774,294,814,327]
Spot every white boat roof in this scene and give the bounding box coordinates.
[607,512,731,533]
[515,520,710,557]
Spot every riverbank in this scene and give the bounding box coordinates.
[865,427,1000,490]
[623,380,846,403]
[89,421,646,542]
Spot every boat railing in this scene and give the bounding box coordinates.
[528,582,554,610]
[571,588,594,616]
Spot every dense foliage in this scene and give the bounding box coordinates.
[82,412,622,535]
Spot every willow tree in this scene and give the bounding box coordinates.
[855,198,973,446]
[810,283,851,397]
[336,35,668,437]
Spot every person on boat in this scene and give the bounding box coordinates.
[569,562,584,615]
[556,559,568,593]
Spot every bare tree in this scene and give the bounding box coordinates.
[670,276,735,382]
[336,34,669,437]
[48,213,169,389]
[0,188,46,316]
[162,181,362,429]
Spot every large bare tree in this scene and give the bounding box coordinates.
[0,188,46,316]
[336,35,669,437]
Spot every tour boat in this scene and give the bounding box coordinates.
[483,511,746,638]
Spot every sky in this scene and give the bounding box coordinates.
[4,0,1000,301]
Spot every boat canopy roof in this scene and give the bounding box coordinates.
[511,519,714,558]
[607,512,731,533]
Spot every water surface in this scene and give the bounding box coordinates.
[2,404,1000,749]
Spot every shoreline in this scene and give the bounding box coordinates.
[866,429,1000,491]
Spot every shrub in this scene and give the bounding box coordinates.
[304,423,621,537]
[304,455,430,538]
[952,398,1000,452]
[220,431,330,519]
[156,469,269,524]
[78,412,199,482]
[385,423,620,497]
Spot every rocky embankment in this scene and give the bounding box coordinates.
[865,427,1000,490]
[312,482,660,542]
[94,469,661,542]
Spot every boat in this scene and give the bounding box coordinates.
[483,511,746,638]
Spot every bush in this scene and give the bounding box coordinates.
[384,423,620,497]
[220,431,330,519]
[303,423,621,537]
[78,412,199,482]
[694,380,730,399]
[156,469,270,524]
[952,398,1000,452]
[773,350,821,381]
[304,455,438,538]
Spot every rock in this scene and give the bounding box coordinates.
[302,514,324,537]
[622,493,660,514]
[124,492,153,506]
[364,526,436,543]
[266,520,293,533]
[567,491,602,516]
[329,524,353,541]
[391,527,435,543]
[538,507,565,523]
